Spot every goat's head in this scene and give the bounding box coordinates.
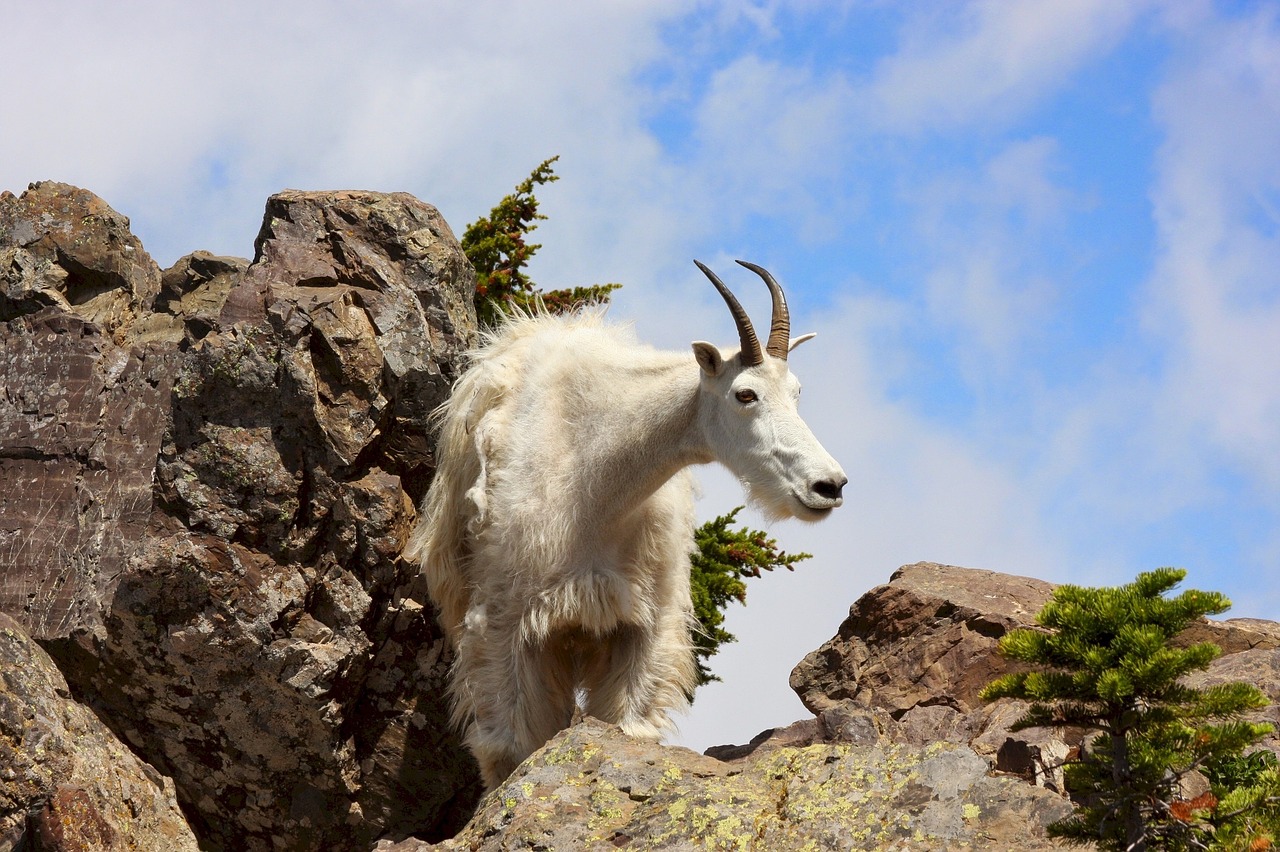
[692,260,847,522]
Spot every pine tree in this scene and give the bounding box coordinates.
[689,507,811,687]
[460,156,619,327]
[981,568,1273,851]
[1207,751,1280,850]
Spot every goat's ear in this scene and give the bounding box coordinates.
[692,341,724,377]
[788,332,817,352]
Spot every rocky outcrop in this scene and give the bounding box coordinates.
[1,181,480,850]
[0,613,198,851]
[790,562,1280,788]
[385,716,1074,851]
[415,563,1280,849]
[6,183,1280,851]
[791,562,1056,719]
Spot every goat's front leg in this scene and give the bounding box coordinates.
[463,622,578,789]
[581,613,697,740]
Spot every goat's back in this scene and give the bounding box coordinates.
[406,312,668,639]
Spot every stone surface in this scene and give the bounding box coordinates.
[388,717,1074,851]
[789,561,1280,796]
[1,183,481,850]
[0,181,160,336]
[0,613,199,851]
[790,562,1056,720]
[792,563,1280,726]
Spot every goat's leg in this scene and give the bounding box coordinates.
[463,627,578,789]
[581,614,696,740]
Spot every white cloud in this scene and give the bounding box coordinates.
[907,136,1074,370]
[1145,6,1280,492]
[1,1,691,264]
[869,0,1148,133]
[690,55,856,227]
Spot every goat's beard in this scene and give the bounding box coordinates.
[740,476,827,523]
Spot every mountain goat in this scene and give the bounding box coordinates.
[405,260,846,788]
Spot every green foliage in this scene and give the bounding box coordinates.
[1208,754,1280,851]
[689,507,811,687]
[981,568,1274,851]
[460,156,619,327]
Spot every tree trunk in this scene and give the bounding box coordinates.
[1111,731,1147,851]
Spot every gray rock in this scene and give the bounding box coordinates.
[0,612,199,851]
[1,184,481,850]
[408,717,1075,851]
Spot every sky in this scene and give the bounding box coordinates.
[4,0,1278,753]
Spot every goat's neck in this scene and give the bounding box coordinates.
[583,358,709,522]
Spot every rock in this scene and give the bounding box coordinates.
[1184,647,1280,755]
[0,612,199,851]
[0,309,175,639]
[790,561,1280,796]
[1,183,481,850]
[790,562,1055,719]
[0,181,161,336]
[131,250,248,344]
[400,717,1075,851]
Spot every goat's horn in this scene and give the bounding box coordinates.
[736,260,791,360]
[695,260,763,366]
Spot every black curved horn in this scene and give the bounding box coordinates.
[736,260,791,360]
[695,260,763,366]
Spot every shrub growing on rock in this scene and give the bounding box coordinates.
[982,568,1275,851]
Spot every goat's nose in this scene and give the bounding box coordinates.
[812,476,846,502]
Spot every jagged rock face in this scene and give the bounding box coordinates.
[0,613,199,851]
[790,561,1280,789]
[382,717,1075,852]
[0,182,481,850]
[0,181,160,336]
[790,562,1056,720]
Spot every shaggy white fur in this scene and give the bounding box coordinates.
[406,300,844,789]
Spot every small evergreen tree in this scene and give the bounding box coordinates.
[460,156,619,327]
[981,568,1273,851]
[689,507,811,687]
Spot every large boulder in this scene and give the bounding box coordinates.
[0,613,199,851]
[0,181,160,336]
[790,561,1280,789]
[0,182,481,850]
[384,716,1075,851]
[790,562,1056,719]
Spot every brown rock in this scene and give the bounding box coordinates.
[790,561,1055,719]
[0,612,199,851]
[131,250,249,344]
[0,181,160,336]
[0,308,175,639]
[1,184,481,850]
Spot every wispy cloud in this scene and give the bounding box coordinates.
[1145,5,1280,491]
[869,0,1149,133]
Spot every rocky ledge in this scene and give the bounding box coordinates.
[3,183,1278,851]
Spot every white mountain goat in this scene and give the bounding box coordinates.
[405,260,846,788]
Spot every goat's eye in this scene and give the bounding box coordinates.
[735,389,758,404]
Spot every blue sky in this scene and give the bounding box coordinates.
[4,1,1278,752]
